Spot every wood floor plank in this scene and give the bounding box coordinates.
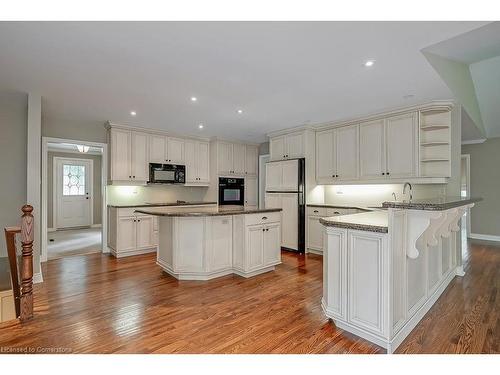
[0,240,498,354]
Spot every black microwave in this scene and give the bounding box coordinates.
[149,163,185,184]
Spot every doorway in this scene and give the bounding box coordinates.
[42,138,108,261]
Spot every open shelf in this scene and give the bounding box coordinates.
[420,142,450,147]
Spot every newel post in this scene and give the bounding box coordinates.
[20,204,34,321]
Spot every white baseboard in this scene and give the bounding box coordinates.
[33,272,43,284]
[91,224,102,228]
[469,233,500,242]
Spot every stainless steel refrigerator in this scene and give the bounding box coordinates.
[264,158,305,253]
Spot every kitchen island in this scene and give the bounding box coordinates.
[320,197,481,353]
[135,206,283,280]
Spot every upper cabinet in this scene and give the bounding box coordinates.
[316,124,359,184]
[215,141,259,177]
[148,135,185,165]
[184,140,210,185]
[110,128,148,183]
[269,131,305,161]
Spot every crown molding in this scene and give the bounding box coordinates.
[105,121,211,142]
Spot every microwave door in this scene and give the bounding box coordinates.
[154,169,175,182]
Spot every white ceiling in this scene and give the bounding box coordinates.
[0,21,489,143]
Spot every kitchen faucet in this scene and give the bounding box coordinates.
[392,192,397,201]
[403,182,413,201]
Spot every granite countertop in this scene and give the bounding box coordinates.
[135,206,282,217]
[319,211,389,233]
[382,196,482,211]
[307,203,372,211]
[107,201,217,209]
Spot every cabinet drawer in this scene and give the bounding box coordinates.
[326,208,353,216]
[244,212,281,226]
[117,208,150,217]
[307,207,327,217]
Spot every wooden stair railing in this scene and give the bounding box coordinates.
[4,205,34,322]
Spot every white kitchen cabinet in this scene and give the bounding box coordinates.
[244,176,258,207]
[184,139,210,185]
[263,222,281,266]
[385,113,417,178]
[359,119,385,179]
[148,135,185,165]
[269,131,305,161]
[110,129,148,183]
[265,160,298,191]
[316,129,335,183]
[265,192,298,251]
[108,208,157,258]
[207,216,233,272]
[233,143,246,175]
[167,137,185,164]
[245,145,258,176]
[335,125,359,181]
[217,142,233,175]
[307,215,324,252]
[246,225,264,271]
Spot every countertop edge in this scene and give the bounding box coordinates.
[319,218,388,233]
[107,201,218,209]
[134,208,283,217]
[382,197,482,211]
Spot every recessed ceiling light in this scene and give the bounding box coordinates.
[237,109,243,114]
[364,59,375,67]
[198,123,204,129]
[191,97,197,102]
[130,111,137,116]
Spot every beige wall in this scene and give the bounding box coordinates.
[47,151,102,228]
[42,117,107,143]
[259,142,269,155]
[462,137,500,236]
[0,91,28,257]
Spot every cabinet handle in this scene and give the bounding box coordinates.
[133,175,135,178]
[334,211,340,214]
[129,175,132,178]
[313,210,319,213]
[262,216,268,220]
[336,174,339,178]
[382,172,385,175]
[387,172,390,175]
[262,228,265,232]
[266,228,269,231]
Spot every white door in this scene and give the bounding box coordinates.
[55,158,92,229]
[270,136,285,161]
[285,132,304,159]
[149,135,167,164]
[281,160,299,191]
[335,125,359,181]
[246,225,264,270]
[385,113,417,178]
[245,145,258,176]
[136,216,154,249]
[244,176,258,207]
[218,142,233,175]
[359,119,385,179]
[265,162,282,191]
[111,129,131,180]
[167,137,185,164]
[232,143,246,175]
[281,193,298,250]
[131,132,149,181]
[184,140,197,183]
[316,129,335,183]
[197,141,210,183]
[263,222,281,265]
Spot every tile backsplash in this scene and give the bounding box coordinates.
[107,185,211,206]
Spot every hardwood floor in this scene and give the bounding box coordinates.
[0,240,498,354]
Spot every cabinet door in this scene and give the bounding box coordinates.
[281,160,299,191]
[111,129,131,181]
[167,137,185,164]
[245,145,258,176]
[265,162,282,191]
[348,231,386,336]
[244,176,258,207]
[285,132,304,159]
[117,217,136,251]
[218,142,233,174]
[385,113,416,178]
[264,193,281,210]
[335,125,359,181]
[149,135,167,164]
[208,216,233,272]
[359,119,385,179]
[270,136,285,161]
[263,223,281,266]
[246,224,264,270]
[233,143,246,175]
[131,132,149,181]
[136,216,155,249]
[184,140,197,183]
[197,141,210,183]
[316,129,335,183]
[307,216,324,251]
[281,193,298,250]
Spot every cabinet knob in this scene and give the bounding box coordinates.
[262,216,268,220]
[262,228,265,232]
[336,174,339,178]
[387,172,390,175]
[129,176,132,178]
[382,172,385,175]
[313,210,319,213]
[133,176,135,178]
[266,228,269,232]
[334,211,340,214]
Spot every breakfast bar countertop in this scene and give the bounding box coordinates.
[107,201,217,209]
[135,206,282,217]
[319,211,389,233]
[382,196,482,211]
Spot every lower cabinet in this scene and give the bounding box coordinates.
[108,207,158,258]
[265,192,298,250]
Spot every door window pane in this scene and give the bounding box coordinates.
[63,164,85,196]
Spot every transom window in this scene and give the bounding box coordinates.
[63,164,86,196]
